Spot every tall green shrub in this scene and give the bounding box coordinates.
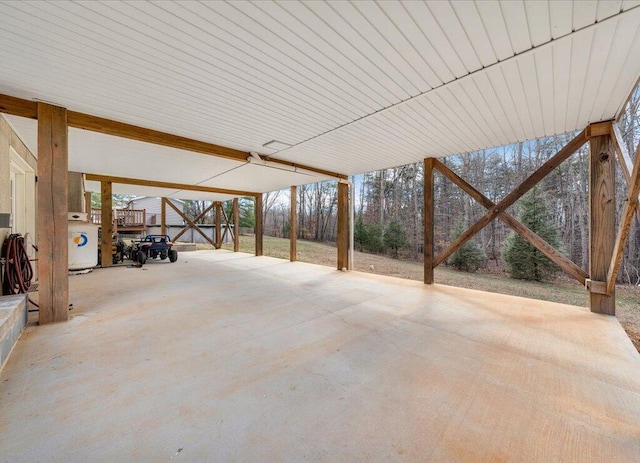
[365,224,385,253]
[354,216,368,251]
[448,222,486,272]
[383,220,409,258]
[502,189,560,281]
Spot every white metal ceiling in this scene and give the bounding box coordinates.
[1,1,640,197]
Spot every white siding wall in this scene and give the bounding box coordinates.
[129,197,184,226]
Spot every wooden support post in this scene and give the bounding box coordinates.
[100,181,113,269]
[337,181,349,270]
[160,198,166,236]
[255,194,263,256]
[290,186,297,262]
[37,102,69,324]
[233,198,239,252]
[215,201,222,249]
[589,133,616,314]
[67,171,84,213]
[84,191,92,214]
[424,158,435,284]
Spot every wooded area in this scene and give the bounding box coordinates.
[260,86,640,285]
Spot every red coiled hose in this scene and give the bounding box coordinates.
[2,234,36,306]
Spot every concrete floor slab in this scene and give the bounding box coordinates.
[1,251,639,462]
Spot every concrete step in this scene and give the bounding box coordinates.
[0,294,27,372]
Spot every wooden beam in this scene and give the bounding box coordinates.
[233,198,240,252]
[290,186,297,262]
[424,158,435,284]
[337,181,349,271]
[434,159,588,285]
[100,181,113,268]
[0,93,38,119]
[68,111,248,163]
[215,202,222,249]
[1,93,349,182]
[70,111,347,180]
[606,139,640,294]
[160,198,167,236]
[255,195,263,256]
[435,129,588,266]
[586,120,612,138]
[589,133,616,314]
[85,173,259,198]
[84,191,92,214]
[585,279,608,295]
[37,102,69,324]
[266,157,348,180]
[612,122,640,223]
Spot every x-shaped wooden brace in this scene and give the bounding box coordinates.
[432,128,590,285]
[166,200,216,246]
[605,124,640,294]
[220,205,235,243]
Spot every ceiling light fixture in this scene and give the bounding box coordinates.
[262,140,292,151]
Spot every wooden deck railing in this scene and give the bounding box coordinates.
[91,208,146,231]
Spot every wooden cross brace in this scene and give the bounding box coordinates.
[220,204,235,243]
[166,199,216,246]
[432,128,589,285]
[605,128,640,295]
[433,159,589,285]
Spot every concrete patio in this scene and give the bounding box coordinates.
[1,250,639,462]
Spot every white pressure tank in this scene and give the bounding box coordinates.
[68,212,99,270]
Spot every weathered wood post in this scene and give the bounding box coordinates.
[37,102,69,323]
[337,180,349,270]
[160,197,166,236]
[215,201,222,249]
[424,158,435,284]
[589,129,616,314]
[290,186,297,262]
[100,181,113,268]
[255,194,263,256]
[233,198,240,252]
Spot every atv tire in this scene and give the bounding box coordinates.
[138,249,147,265]
[169,249,178,263]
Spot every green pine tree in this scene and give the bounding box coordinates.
[502,189,560,281]
[354,216,368,251]
[365,223,385,253]
[383,220,409,258]
[448,222,486,272]
[238,198,255,228]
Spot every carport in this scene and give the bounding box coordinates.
[1,1,640,461]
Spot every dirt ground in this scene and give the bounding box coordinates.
[214,235,640,352]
